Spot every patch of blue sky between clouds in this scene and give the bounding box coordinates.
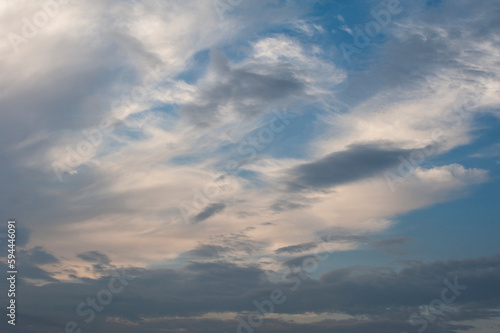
[235,169,264,187]
[387,178,500,262]
[430,115,500,174]
[113,125,149,142]
[201,108,322,175]
[257,109,322,160]
[175,49,210,85]
[309,0,398,63]
[149,104,179,118]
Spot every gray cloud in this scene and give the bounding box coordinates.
[8,254,500,332]
[0,225,31,258]
[4,246,61,283]
[371,237,414,254]
[275,242,318,254]
[20,246,59,265]
[12,314,473,333]
[19,263,60,283]
[193,203,226,223]
[0,257,58,283]
[319,234,369,243]
[270,199,310,212]
[279,234,370,261]
[286,143,417,190]
[181,50,305,127]
[76,250,115,274]
[77,251,111,265]
[187,244,232,259]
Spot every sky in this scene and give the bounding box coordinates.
[0,0,499,332]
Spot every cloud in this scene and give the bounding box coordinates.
[0,225,31,257]
[3,246,60,283]
[275,242,318,255]
[187,244,231,259]
[0,1,499,331]
[270,199,310,212]
[20,246,59,265]
[9,254,500,332]
[371,237,413,254]
[181,50,305,127]
[3,246,61,283]
[77,251,111,265]
[76,250,115,274]
[286,143,417,190]
[192,203,226,223]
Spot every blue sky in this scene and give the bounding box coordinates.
[0,0,499,332]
